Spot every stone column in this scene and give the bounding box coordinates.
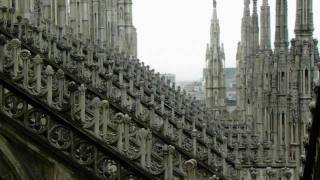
[137,128,148,168]
[160,94,165,115]
[148,99,155,128]
[135,83,143,117]
[45,65,55,107]
[105,73,113,98]
[191,129,197,157]
[206,138,212,166]
[167,145,175,179]
[202,123,207,142]
[78,84,86,124]
[20,50,31,89]
[123,114,131,153]
[100,100,109,137]
[32,55,43,93]
[163,145,175,180]
[176,120,183,171]
[93,97,101,136]
[68,81,77,121]
[120,84,127,108]
[146,129,152,168]
[8,39,21,78]
[114,113,124,152]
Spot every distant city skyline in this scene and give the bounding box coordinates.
[133,0,320,81]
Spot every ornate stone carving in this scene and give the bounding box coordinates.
[48,125,72,150]
[72,141,96,165]
[24,109,48,134]
[183,159,197,180]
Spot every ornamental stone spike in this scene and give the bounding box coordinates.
[9,39,22,78]
[20,49,31,88]
[137,128,149,168]
[1,0,318,179]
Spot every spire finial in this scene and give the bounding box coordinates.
[212,0,218,20]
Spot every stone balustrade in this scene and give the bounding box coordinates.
[0,2,298,179]
[0,13,231,179]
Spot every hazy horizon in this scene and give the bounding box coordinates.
[133,0,320,81]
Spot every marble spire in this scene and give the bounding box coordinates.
[295,0,314,39]
[260,0,271,50]
[274,0,288,52]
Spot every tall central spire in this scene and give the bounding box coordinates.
[205,0,226,112]
[295,0,314,39]
[210,0,220,47]
[274,0,288,52]
[241,0,251,57]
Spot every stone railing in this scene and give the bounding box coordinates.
[0,2,299,180]
[0,66,154,180]
[0,12,233,180]
[0,3,294,179]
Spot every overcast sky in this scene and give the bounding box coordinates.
[132,0,320,81]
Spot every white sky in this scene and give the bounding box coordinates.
[132,0,320,81]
